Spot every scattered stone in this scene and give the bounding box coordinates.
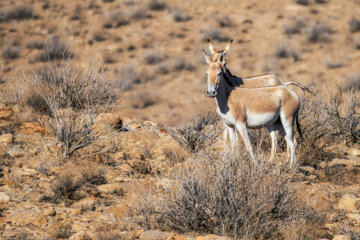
[17,122,46,135]
[0,105,13,119]
[0,192,10,203]
[7,208,47,227]
[338,194,360,212]
[0,133,13,145]
[332,235,350,240]
[139,230,172,240]
[69,230,92,240]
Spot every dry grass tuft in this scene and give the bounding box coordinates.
[349,17,360,33]
[37,36,73,62]
[148,0,167,11]
[0,5,33,22]
[275,43,298,61]
[2,45,20,60]
[305,22,333,43]
[169,8,191,22]
[344,71,360,91]
[167,112,222,153]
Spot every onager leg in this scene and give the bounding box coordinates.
[267,126,277,162]
[235,123,255,161]
[280,115,297,167]
[224,123,236,153]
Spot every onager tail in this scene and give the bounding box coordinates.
[295,113,304,140]
[285,82,315,95]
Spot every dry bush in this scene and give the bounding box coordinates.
[167,112,222,153]
[349,17,360,33]
[30,60,115,112]
[216,15,232,28]
[305,22,333,43]
[148,0,167,11]
[134,153,321,239]
[38,36,73,62]
[325,58,346,69]
[157,57,196,75]
[81,169,107,186]
[0,5,33,22]
[283,19,305,35]
[298,89,360,165]
[93,31,107,42]
[169,7,191,22]
[2,45,20,59]
[103,10,129,28]
[41,175,83,203]
[296,0,310,5]
[113,65,141,90]
[200,28,231,42]
[143,52,165,65]
[127,7,150,20]
[25,39,45,50]
[275,43,298,61]
[28,60,114,157]
[344,71,360,91]
[353,36,360,50]
[130,92,158,109]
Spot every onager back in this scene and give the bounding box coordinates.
[203,51,302,167]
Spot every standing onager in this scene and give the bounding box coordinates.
[203,52,302,167]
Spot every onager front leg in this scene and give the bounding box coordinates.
[267,126,277,162]
[236,123,255,161]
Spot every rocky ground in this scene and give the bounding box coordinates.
[1,103,360,240]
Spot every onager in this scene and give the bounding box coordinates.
[203,51,302,167]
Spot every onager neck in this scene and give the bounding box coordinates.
[215,73,234,114]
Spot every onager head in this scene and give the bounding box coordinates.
[203,50,226,98]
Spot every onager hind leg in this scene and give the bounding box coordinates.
[235,123,255,161]
[267,126,277,162]
[280,115,297,167]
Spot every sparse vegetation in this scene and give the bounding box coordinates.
[135,153,321,239]
[50,175,83,202]
[325,58,346,69]
[38,36,73,61]
[148,0,167,11]
[157,56,196,74]
[0,5,33,22]
[113,65,142,90]
[167,112,222,153]
[283,19,305,35]
[103,11,129,28]
[344,71,360,91]
[216,15,232,28]
[169,7,191,22]
[200,28,231,42]
[275,43,298,61]
[349,17,360,33]
[25,39,45,50]
[2,45,20,59]
[305,22,333,43]
[143,52,164,65]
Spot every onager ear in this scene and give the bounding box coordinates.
[203,49,211,64]
[207,39,217,55]
[223,39,233,56]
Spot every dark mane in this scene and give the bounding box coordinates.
[223,64,244,87]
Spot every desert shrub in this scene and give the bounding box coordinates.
[41,175,83,203]
[169,8,191,22]
[283,19,305,35]
[29,60,114,157]
[200,28,231,42]
[349,17,360,33]
[143,52,164,65]
[275,43,298,61]
[216,15,232,28]
[344,71,360,91]
[103,11,129,28]
[2,45,20,59]
[38,36,73,61]
[325,58,346,69]
[113,65,141,90]
[305,22,333,43]
[148,0,167,11]
[31,60,115,111]
[93,31,107,42]
[134,154,319,239]
[81,170,107,185]
[298,89,360,165]
[157,57,196,74]
[54,225,72,239]
[0,5,33,22]
[296,0,310,5]
[130,92,158,109]
[25,39,45,50]
[127,7,150,20]
[167,112,222,153]
[353,36,360,50]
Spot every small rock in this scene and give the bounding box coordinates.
[0,192,10,203]
[332,235,350,240]
[348,148,360,157]
[17,122,46,135]
[139,230,172,240]
[69,231,92,240]
[0,133,13,145]
[0,105,13,119]
[338,194,360,212]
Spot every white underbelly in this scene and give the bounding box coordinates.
[246,112,279,128]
